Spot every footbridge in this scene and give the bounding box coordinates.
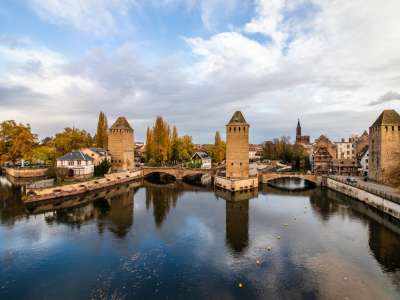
[143,166,215,180]
[260,172,322,185]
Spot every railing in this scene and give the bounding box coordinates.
[328,175,400,205]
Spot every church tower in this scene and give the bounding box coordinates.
[226,111,249,179]
[108,117,135,171]
[296,119,301,143]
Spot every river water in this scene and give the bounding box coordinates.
[1,176,400,299]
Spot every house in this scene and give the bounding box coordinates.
[81,147,110,166]
[56,151,94,178]
[191,152,212,169]
[312,135,337,175]
[335,138,355,160]
[332,158,358,176]
[358,146,369,177]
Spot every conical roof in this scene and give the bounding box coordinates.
[371,110,400,127]
[228,111,247,124]
[110,116,133,131]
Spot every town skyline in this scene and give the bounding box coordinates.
[1,1,400,143]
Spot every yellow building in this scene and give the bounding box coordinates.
[108,117,135,171]
[369,110,400,185]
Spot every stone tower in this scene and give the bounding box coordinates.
[369,110,400,184]
[226,111,249,179]
[108,117,135,171]
[296,119,301,143]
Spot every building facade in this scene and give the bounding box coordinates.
[56,151,94,178]
[369,110,400,184]
[108,117,135,171]
[191,152,212,169]
[336,138,355,160]
[226,111,249,179]
[312,135,337,175]
[358,147,369,177]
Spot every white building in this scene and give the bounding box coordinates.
[56,151,94,178]
[191,152,212,169]
[358,147,369,177]
[335,138,355,159]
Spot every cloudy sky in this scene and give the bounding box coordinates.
[1,0,400,143]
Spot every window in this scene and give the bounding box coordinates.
[243,127,246,132]
[238,127,241,132]
[234,127,236,132]
[68,161,74,166]
[77,160,81,165]
[231,162,234,166]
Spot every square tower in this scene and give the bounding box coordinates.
[226,111,250,179]
[108,117,135,171]
[369,110,400,184]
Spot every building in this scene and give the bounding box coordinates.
[191,152,212,169]
[354,131,369,156]
[56,151,94,178]
[296,119,310,145]
[108,117,135,171]
[358,146,369,177]
[214,111,258,191]
[134,142,145,162]
[332,158,358,176]
[335,138,355,160]
[81,147,110,166]
[312,135,336,175]
[369,110,400,184]
[249,144,263,161]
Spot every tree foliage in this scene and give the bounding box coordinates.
[53,127,93,156]
[94,159,112,176]
[0,120,37,164]
[263,137,310,171]
[95,111,108,149]
[211,131,225,163]
[144,116,194,165]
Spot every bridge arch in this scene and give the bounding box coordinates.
[261,173,320,185]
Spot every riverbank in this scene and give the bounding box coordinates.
[26,169,143,203]
[326,176,400,219]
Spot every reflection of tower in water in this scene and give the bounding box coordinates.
[226,199,249,253]
[107,188,134,238]
[215,188,257,254]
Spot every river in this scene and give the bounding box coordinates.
[0,176,400,299]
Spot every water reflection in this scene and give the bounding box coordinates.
[1,176,400,299]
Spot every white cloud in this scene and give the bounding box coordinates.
[370,91,400,106]
[2,0,400,142]
[30,0,136,35]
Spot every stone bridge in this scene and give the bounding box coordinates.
[142,166,215,180]
[260,172,321,185]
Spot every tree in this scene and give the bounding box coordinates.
[170,126,180,163]
[212,131,225,163]
[53,127,93,156]
[25,145,56,165]
[0,120,37,164]
[95,112,108,149]
[94,159,112,176]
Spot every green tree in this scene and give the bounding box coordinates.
[170,126,180,163]
[25,145,56,165]
[94,159,112,176]
[95,111,108,148]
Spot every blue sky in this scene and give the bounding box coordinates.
[1,0,400,143]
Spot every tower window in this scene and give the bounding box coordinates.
[238,127,241,132]
[229,127,231,132]
[243,127,246,132]
[234,127,236,132]
[231,162,234,166]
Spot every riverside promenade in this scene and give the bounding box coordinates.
[327,175,400,219]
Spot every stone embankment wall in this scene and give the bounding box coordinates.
[327,178,400,219]
[6,167,48,178]
[215,176,258,191]
[26,169,143,202]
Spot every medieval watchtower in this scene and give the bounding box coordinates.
[226,111,250,179]
[108,117,135,171]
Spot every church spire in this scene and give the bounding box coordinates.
[296,118,301,140]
